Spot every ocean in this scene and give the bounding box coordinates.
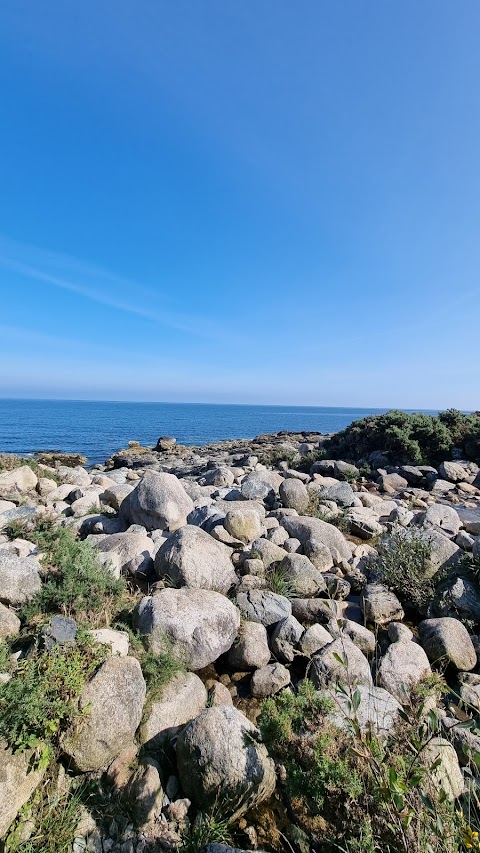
[0,399,427,466]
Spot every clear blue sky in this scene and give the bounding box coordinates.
[0,1,479,408]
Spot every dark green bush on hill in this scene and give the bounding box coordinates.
[324,409,480,466]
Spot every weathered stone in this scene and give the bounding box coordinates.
[228,621,271,669]
[310,636,373,689]
[315,481,355,508]
[279,479,309,514]
[0,602,20,640]
[324,684,401,738]
[250,538,287,568]
[281,553,326,597]
[378,641,431,703]
[0,466,38,496]
[422,504,461,537]
[154,526,236,593]
[125,757,164,826]
[387,622,413,643]
[176,706,276,821]
[241,471,282,502]
[270,615,304,662]
[0,739,46,838]
[224,509,263,544]
[236,589,291,626]
[298,623,333,656]
[90,628,130,657]
[0,552,42,605]
[94,532,154,579]
[251,663,290,697]
[120,471,194,531]
[422,737,464,800]
[140,672,207,749]
[433,576,480,623]
[133,588,240,670]
[327,618,376,656]
[102,483,135,512]
[203,467,235,487]
[62,656,146,772]
[419,618,477,671]
[280,516,350,566]
[439,461,479,484]
[457,672,480,713]
[360,583,404,625]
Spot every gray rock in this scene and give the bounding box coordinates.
[280,515,350,567]
[347,509,383,539]
[228,621,271,669]
[0,465,38,496]
[0,739,46,838]
[241,471,282,502]
[298,624,333,656]
[224,509,263,544]
[203,467,235,487]
[281,553,326,597]
[439,460,479,484]
[419,618,477,670]
[433,576,480,622]
[378,473,408,491]
[378,640,431,703]
[421,504,461,537]
[251,662,290,697]
[0,602,21,640]
[315,481,355,508]
[310,636,373,689]
[457,672,480,713]
[134,588,240,670]
[422,737,464,800]
[387,622,413,643]
[62,656,146,772]
[154,526,236,594]
[125,757,164,826]
[94,531,154,579]
[102,483,135,512]
[120,471,194,531]
[90,628,129,657]
[328,618,376,656]
[279,479,309,514]
[237,589,292,626]
[324,684,401,738]
[360,583,404,625]
[42,615,77,650]
[0,552,42,605]
[176,706,276,821]
[140,672,207,749]
[291,597,338,624]
[250,538,287,568]
[270,615,304,662]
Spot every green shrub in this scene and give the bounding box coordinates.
[306,494,350,533]
[258,447,297,467]
[0,640,12,673]
[367,526,434,609]
[0,632,106,767]
[324,409,480,466]
[179,810,232,853]
[140,648,185,694]
[265,563,295,599]
[292,449,326,473]
[21,522,125,626]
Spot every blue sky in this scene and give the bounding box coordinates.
[0,1,479,408]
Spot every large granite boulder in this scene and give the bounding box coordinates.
[120,471,194,531]
[62,656,146,772]
[228,621,271,669]
[236,589,292,627]
[140,671,207,749]
[419,618,477,671]
[310,636,373,689]
[133,588,240,670]
[0,552,42,605]
[176,706,276,821]
[154,525,236,593]
[378,640,431,703]
[280,516,351,567]
[93,531,154,579]
[279,479,309,514]
[0,466,38,496]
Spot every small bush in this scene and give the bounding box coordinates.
[306,495,350,533]
[0,640,12,673]
[0,632,106,766]
[258,447,297,467]
[21,522,125,626]
[368,525,434,609]
[140,648,185,694]
[179,809,232,853]
[292,449,326,473]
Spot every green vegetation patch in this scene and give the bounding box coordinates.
[368,525,434,609]
[324,408,480,466]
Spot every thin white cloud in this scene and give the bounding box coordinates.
[0,235,235,344]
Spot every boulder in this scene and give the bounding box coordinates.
[0,552,42,605]
[62,656,146,772]
[0,466,37,496]
[310,636,373,689]
[94,531,154,579]
[120,471,194,531]
[315,481,355,508]
[377,640,431,703]
[203,467,235,487]
[281,553,326,597]
[438,460,479,484]
[432,576,480,623]
[279,479,309,514]
[419,618,476,671]
[0,740,46,838]
[270,615,304,663]
[241,471,282,502]
[250,662,290,697]
[224,509,263,544]
[176,706,276,821]
[125,757,164,826]
[421,504,461,537]
[280,515,350,567]
[0,602,21,641]
[328,618,376,656]
[90,628,130,657]
[236,589,292,627]
[140,672,207,749]
[422,737,464,800]
[154,526,236,593]
[133,588,240,670]
[457,672,480,713]
[102,483,135,511]
[250,538,287,568]
[360,583,404,625]
[228,621,271,669]
[324,684,401,738]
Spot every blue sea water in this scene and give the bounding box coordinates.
[0,399,430,466]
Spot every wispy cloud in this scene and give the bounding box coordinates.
[0,235,233,343]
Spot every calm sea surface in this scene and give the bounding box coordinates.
[0,399,432,466]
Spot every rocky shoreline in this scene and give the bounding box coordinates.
[1,416,480,852]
